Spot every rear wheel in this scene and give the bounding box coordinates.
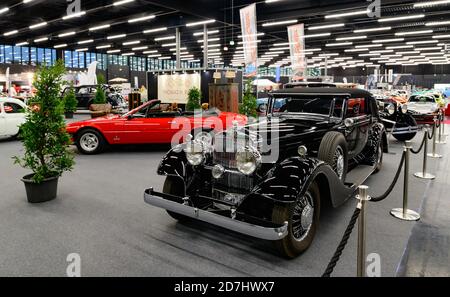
[163,177,190,222]
[373,139,383,174]
[76,129,105,155]
[318,132,348,182]
[272,181,321,258]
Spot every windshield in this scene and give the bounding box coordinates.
[271,95,346,118]
[409,95,435,103]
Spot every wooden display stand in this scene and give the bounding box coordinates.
[208,83,239,113]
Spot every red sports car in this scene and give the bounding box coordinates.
[66,99,247,154]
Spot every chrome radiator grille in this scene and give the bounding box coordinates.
[213,151,237,169]
[212,171,254,194]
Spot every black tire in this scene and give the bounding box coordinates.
[318,132,348,182]
[163,177,190,222]
[373,139,383,174]
[75,128,106,155]
[393,114,418,142]
[272,181,321,258]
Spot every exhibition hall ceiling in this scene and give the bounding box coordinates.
[0,0,449,68]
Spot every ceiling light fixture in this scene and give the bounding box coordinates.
[325,9,369,19]
[186,19,215,27]
[378,14,425,23]
[354,27,391,33]
[128,15,155,23]
[62,11,86,20]
[262,19,297,27]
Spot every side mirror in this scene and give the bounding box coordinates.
[258,104,268,113]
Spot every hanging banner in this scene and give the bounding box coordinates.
[287,24,306,79]
[240,3,258,77]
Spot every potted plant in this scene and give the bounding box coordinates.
[239,80,258,119]
[63,83,77,119]
[186,87,202,111]
[14,60,75,203]
[90,86,111,118]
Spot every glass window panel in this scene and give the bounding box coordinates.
[21,47,29,65]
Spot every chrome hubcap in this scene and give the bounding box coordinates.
[334,146,345,179]
[80,133,99,152]
[292,192,314,242]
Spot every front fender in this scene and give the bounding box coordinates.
[157,149,191,189]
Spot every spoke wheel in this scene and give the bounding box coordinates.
[272,181,321,258]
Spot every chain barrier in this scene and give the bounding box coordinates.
[428,124,436,140]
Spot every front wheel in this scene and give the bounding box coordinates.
[163,177,190,222]
[393,114,418,142]
[272,181,321,258]
[76,129,105,155]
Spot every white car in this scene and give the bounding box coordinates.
[0,98,27,138]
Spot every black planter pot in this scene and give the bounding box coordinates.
[21,174,59,203]
[65,112,74,119]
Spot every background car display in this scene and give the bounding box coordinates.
[144,88,387,258]
[407,93,442,125]
[66,99,247,154]
[0,98,27,138]
[61,84,125,109]
[377,96,418,142]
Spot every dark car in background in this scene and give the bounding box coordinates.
[61,84,124,109]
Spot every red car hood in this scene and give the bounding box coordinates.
[66,114,122,131]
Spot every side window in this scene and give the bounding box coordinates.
[346,98,366,118]
[3,103,24,113]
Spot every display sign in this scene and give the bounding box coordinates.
[287,24,306,79]
[158,73,201,104]
[240,4,258,77]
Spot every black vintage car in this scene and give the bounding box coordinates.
[144,88,388,258]
[376,97,418,142]
[61,84,124,109]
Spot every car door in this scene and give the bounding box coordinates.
[344,97,371,157]
[145,103,182,143]
[2,102,25,136]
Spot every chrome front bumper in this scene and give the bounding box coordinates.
[144,188,288,241]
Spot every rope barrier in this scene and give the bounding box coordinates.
[370,151,405,202]
[411,133,427,154]
[322,207,361,277]
[428,125,436,140]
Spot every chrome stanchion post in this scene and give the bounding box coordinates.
[437,110,446,144]
[428,117,442,158]
[356,185,370,277]
[391,141,421,221]
[414,126,436,180]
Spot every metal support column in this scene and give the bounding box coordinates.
[176,27,181,70]
[203,24,208,70]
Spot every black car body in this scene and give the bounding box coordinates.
[376,96,418,142]
[144,88,388,258]
[61,84,124,108]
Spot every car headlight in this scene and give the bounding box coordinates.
[400,104,408,114]
[236,147,261,175]
[185,140,205,166]
[387,104,395,115]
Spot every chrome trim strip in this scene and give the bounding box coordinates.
[144,189,288,241]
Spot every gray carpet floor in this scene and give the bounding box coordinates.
[0,115,446,277]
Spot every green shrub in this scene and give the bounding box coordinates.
[14,60,74,183]
[63,84,78,113]
[97,73,106,85]
[186,87,202,111]
[93,86,107,104]
[239,80,257,118]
